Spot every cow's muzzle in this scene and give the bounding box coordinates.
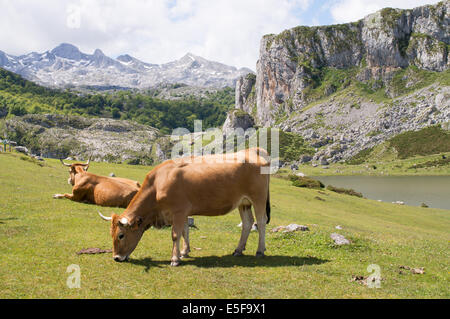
[113,255,129,262]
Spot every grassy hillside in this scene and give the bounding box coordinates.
[0,68,234,134]
[295,152,450,177]
[0,152,448,298]
[345,125,450,167]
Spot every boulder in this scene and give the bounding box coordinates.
[299,155,312,163]
[14,146,29,154]
[222,109,255,134]
[330,233,350,245]
[272,224,309,233]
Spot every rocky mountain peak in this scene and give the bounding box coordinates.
[93,49,105,57]
[116,54,133,63]
[51,43,83,60]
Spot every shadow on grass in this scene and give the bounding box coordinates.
[0,217,18,224]
[129,254,328,272]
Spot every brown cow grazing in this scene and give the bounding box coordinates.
[98,147,271,266]
[54,159,141,208]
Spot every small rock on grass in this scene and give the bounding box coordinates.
[350,275,383,286]
[330,233,350,245]
[399,266,425,274]
[272,224,309,233]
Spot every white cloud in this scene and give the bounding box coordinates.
[0,0,312,69]
[329,0,442,23]
[0,0,440,69]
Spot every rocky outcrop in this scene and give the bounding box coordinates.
[288,83,449,163]
[222,109,256,134]
[3,114,172,164]
[235,73,257,115]
[251,1,449,127]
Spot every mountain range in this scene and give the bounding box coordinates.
[0,43,252,89]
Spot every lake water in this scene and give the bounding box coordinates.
[313,176,450,210]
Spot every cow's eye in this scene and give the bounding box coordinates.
[118,234,125,240]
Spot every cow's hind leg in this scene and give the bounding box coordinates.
[180,221,191,258]
[233,205,254,256]
[170,213,188,267]
[254,202,268,257]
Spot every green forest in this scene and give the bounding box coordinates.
[0,68,235,134]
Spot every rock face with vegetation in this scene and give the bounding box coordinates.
[222,109,255,133]
[3,114,172,164]
[235,73,257,115]
[237,1,449,163]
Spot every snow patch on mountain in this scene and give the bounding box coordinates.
[0,44,253,89]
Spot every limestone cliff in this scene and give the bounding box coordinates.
[235,1,449,163]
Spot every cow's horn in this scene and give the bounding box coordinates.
[60,159,71,167]
[98,211,112,221]
[86,156,91,166]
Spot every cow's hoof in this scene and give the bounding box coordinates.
[232,250,243,257]
[256,252,265,258]
[53,194,63,199]
[170,260,180,267]
[180,253,189,259]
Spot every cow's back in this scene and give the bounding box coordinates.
[92,176,140,208]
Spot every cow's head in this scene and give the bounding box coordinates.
[98,212,144,262]
[60,158,91,185]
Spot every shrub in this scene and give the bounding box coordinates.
[346,147,374,165]
[326,185,363,197]
[289,175,325,189]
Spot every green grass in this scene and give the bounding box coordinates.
[294,152,450,177]
[388,125,450,159]
[0,152,449,298]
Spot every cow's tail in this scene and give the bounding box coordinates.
[266,186,271,224]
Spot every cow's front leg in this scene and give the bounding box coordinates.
[170,215,186,267]
[180,221,190,259]
[53,193,74,200]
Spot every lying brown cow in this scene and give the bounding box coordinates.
[54,159,141,208]
[98,147,271,266]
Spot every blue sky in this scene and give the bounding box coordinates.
[0,0,442,69]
